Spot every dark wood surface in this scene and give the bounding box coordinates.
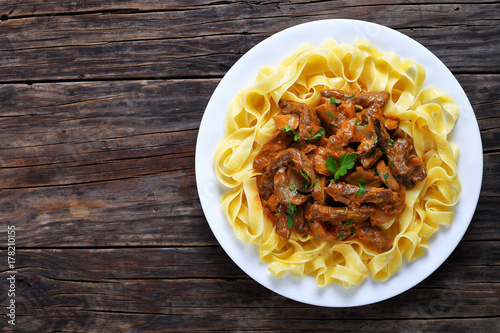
[1,1,499,332]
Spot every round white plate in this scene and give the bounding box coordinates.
[195,19,482,307]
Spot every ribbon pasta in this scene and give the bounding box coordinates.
[213,39,461,288]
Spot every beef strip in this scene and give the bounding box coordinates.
[279,101,324,142]
[257,148,316,200]
[326,182,398,207]
[376,160,399,192]
[353,221,393,253]
[253,130,293,173]
[305,203,375,224]
[386,138,427,189]
[273,166,309,206]
[345,166,383,187]
[321,89,390,109]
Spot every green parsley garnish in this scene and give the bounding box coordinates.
[300,170,310,182]
[286,202,298,228]
[355,120,362,126]
[383,172,391,181]
[283,125,300,141]
[344,219,354,226]
[325,153,357,181]
[350,227,356,234]
[302,234,308,238]
[307,127,324,140]
[337,230,345,240]
[330,97,341,104]
[326,111,337,119]
[389,161,395,168]
[355,178,366,195]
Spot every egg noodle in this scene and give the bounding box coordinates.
[213,38,461,288]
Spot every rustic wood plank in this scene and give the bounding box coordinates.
[1,0,490,18]
[0,171,217,247]
[6,308,500,333]
[0,260,497,332]
[0,2,499,82]
[2,240,497,280]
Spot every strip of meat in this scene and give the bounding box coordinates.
[353,221,393,253]
[321,89,390,109]
[279,101,324,142]
[326,182,398,207]
[376,160,399,192]
[305,203,375,224]
[257,148,316,200]
[386,138,427,189]
[253,130,293,173]
[311,176,327,205]
[346,166,383,187]
[275,212,291,240]
[273,166,309,206]
[273,114,299,131]
[314,98,342,137]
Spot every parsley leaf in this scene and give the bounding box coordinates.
[350,227,356,234]
[307,127,324,140]
[344,219,354,226]
[335,153,357,180]
[286,202,297,228]
[300,170,310,182]
[282,125,299,141]
[337,230,345,240]
[355,178,366,195]
[325,153,356,181]
[325,156,338,174]
[383,172,391,181]
[330,97,341,104]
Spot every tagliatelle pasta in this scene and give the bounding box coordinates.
[213,38,461,288]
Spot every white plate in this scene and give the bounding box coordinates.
[195,19,482,307]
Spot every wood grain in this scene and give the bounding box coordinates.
[0,0,499,332]
[0,2,499,82]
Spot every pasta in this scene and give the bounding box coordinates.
[213,38,461,288]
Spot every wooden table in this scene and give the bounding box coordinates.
[1,1,498,332]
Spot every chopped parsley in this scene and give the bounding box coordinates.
[355,178,366,195]
[350,227,356,234]
[307,127,324,140]
[300,170,310,182]
[325,153,357,181]
[344,219,354,226]
[337,230,345,240]
[330,97,341,104]
[282,125,300,141]
[326,111,337,119]
[286,202,298,228]
[383,172,391,181]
